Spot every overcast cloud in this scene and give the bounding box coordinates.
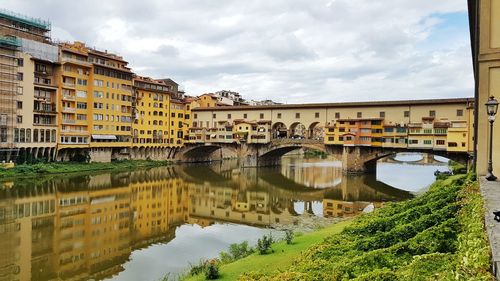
[4,0,473,103]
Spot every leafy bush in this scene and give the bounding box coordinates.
[219,241,254,263]
[257,235,273,255]
[204,259,220,280]
[284,229,294,245]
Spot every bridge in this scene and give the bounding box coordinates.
[178,138,470,174]
[179,98,474,173]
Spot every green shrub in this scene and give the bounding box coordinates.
[284,229,294,245]
[219,241,253,263]
[204,260,220,280]
[257,235,273,255]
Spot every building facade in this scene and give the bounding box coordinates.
[469,0,500,176]
[190,98,475,154]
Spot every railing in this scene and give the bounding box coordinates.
[62,107,76,113]
[62,95,75,100]
[62,119,76,124]
[63,82,76,88]
[61,56,91,66]
[61,129,88,134]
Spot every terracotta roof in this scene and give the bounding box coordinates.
[192,98,474,112]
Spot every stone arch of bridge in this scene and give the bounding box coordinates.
[308,122,324,140]
[352,147,469,174]
[289,122,306,138]
[272,122,288,139]
[259,143,328,160]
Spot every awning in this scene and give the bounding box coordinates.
[92,134,117,140]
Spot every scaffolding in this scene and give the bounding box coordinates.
[0,9,51,31]
[0,35,19,162]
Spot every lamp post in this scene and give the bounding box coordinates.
[485,96,499,181]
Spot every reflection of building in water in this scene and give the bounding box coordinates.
[0,163,413,280]
[0,186,57,281]
[323,200,384,218]
[280,158,343,188]
[54,182,131,280]
[188,183,298,226]
[130,171,189,248]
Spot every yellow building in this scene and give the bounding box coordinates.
[132,76,171,148]
[197,93,218,108]
[57,42,134,162]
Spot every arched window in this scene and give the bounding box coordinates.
[51,130,56,142]
[33,129,38,142]
[46,129,51,143]
[26,129,31,142]
[159,121,163,126]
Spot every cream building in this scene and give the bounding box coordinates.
[469,0,500,176]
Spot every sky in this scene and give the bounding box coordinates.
[4,0,473,104]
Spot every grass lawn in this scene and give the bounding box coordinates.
[184,220,352,281]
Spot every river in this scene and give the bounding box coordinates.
[0,154,449,281]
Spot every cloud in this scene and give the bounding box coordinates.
[4,0,473,103]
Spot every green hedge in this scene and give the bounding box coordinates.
[240,175,493,280]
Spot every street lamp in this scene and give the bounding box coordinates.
[485,96,499,181]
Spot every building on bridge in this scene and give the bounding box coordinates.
[189,98,474,154]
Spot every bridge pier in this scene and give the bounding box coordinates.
[342,146,379,174]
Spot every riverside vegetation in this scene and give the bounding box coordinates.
[0,159,171,180]
[184,173,493,281]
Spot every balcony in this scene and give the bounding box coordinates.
[62,107,76,113]
[63,82,76,89]
[34,108,57,115]
[61,56,92,67]
[62,95,76,101]
[61,129,89,134]
[62,119,76,124]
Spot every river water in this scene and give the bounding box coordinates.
[0,154,448,281]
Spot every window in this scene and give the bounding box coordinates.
[243,113,247,119]
[429,110,436,117]
[334,112,340,119]
[227,114,231,119]
[436,140,445,145]
[380,111,385,118]
[17,58,23,66]
[194,113,198,119]
[315,112,320,118]
[77,102,87,109]
[457,109,464,117]
[423,129,432,134]
[404,111,410,118]
[17,72,23,81]
[17,86,23,95]
[295,113,300,118]
[357,112,362,118]
[260,113,264,119]
[16,115,22,123]
[93,79,104,87]
[17,101,22,109]
[423,140,432,145]
[410,139,418,144]
[77,78,87,86]
[213,113,216,118]
[277,113,281,119]
[76,90,87,98]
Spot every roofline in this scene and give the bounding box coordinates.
[192,97,474,111]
